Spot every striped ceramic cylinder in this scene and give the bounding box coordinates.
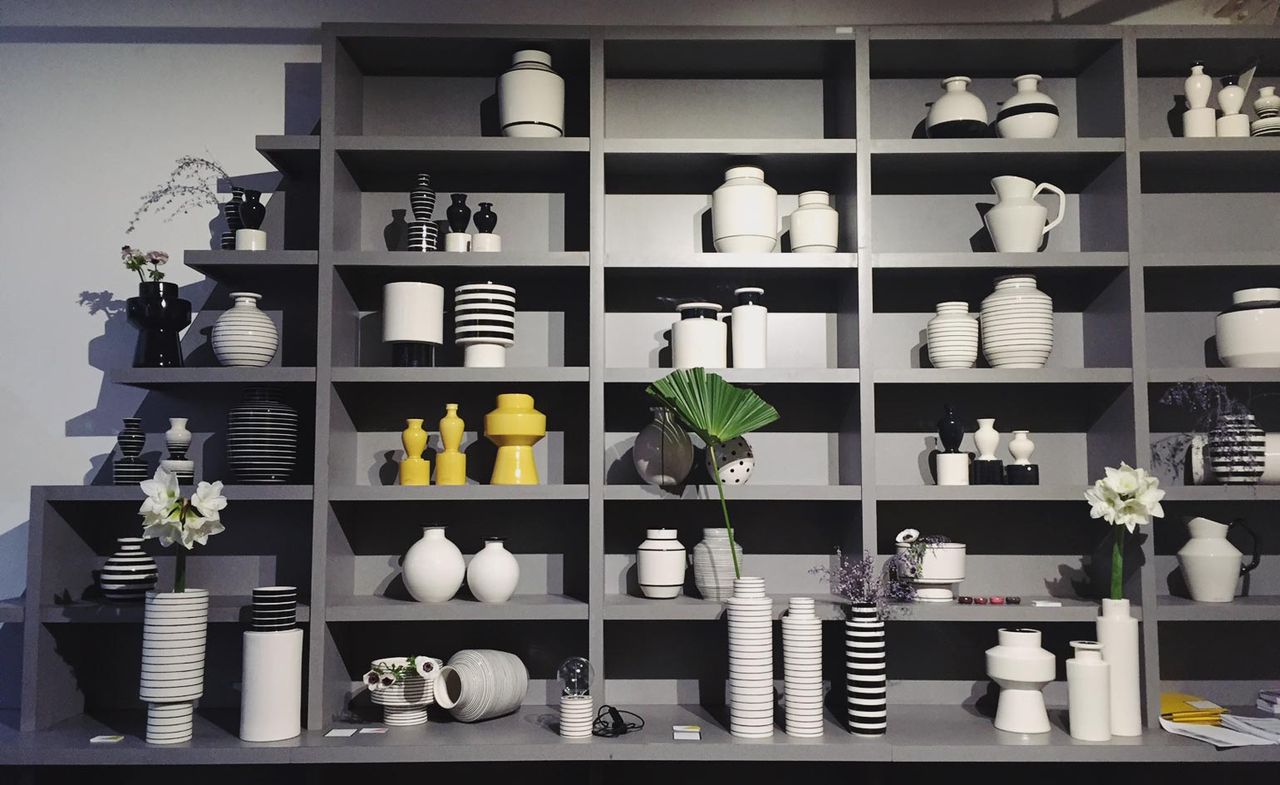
[845,603,887,736]
[140,589,210,744]
[781,596,823,737]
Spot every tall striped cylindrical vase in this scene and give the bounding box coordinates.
[845,603,887,736]
[139,589,209,744]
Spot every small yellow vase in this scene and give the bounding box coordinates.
[399,418,431,486]
[484,393,546,485]
[435,403,467,486]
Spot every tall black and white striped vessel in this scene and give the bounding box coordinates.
[409,173,436,223]
[1208,413,1266,485]
[454,282,516,368]
[845,603,887,736]
[113,417,149,485]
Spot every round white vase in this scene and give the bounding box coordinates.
[466,537,520,603]
[985,627,1054,734]
[1095,599,1141,736]
[1066,640,1111,741]
[632,407,694,487]
[692,528,742,601]
[788,190,838,253]
[403,526,465,603]
[712,166,777,253]
[706,436,755,486]
[996,74,1059,139]
[212,292,279,367]
[927,301,978,369]
[497,49,564,137]
[1009,430,1034,464]
[926,75,989,138]
[637,528,687,599]
[980,274,1055,368]
[1215,287,1280,368]
[1177,516,1258,603]
[672,302,727,369]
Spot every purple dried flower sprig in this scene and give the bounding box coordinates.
[126,155,233,235]
[811,548,915,620]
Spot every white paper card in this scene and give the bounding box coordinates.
[1159,718,1276,748]
[325,728,358,738]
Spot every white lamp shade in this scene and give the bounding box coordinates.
[383,282,444,344]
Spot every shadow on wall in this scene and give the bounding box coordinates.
[0,522,27,715]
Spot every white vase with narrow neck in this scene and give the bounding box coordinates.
[1254,86,1280,117]
[1095,598,1141,736]
[165,418,192,453]
[1067,640,1111,741]
[1009,430,1034,464]
[997,74,1059,139]
[1177,517,1250,603]
[712,166,778,253]
[984,176,1065,253]
[402,526,465,603]
[466,538,520,603]
[1185,62,1212,109]
[212,292,279,367]
[788,190,838,253]
[985,628,1054,734]
[974,419,999,460]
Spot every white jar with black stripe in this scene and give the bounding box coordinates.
[454,282,516,368]
[997,74,1059,139]
[845,603,887,736]
[637,529,686,599]
[1208,413,1266,485]
[498,50,564,138]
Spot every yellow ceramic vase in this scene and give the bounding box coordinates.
[484,393,546,485]
[435,403,467,486]
[398,418,431,486]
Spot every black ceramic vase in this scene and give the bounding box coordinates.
[937,405,964,453]
[222,187,246,249]
[239,189,266,230]
[447,194,471,233]
[474,202,497,233]
[126,282,192,368]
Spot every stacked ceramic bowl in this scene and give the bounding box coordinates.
[726,577,774,738]
[559,695,593,738]
[251,586,296,631]
[368,656,440,727]
[226,386,298,484]
[926,301,979,369]
[979,274,1054,369]
[692,528,742,602]
[781,597,824,737]
[454,282,517,368]
[434,649,529,722]
[408,222,439,252]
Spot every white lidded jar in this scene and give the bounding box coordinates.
[926,75,989,138]
[712,166,777,253]
[402,526,465,603]
[926,301,978,369]
[497,49,564,138]
[788,190,838,253]
[636,528,687,599]
[730,287,767,369]
[213,292,279,367]
[1066,640,1111,741]
[996,74,1059,139]
[466,537,520,603]
[383,282,445,367]
[672,302,727,369]
[1215,287,1280,368]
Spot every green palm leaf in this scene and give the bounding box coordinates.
[645,368,780,447]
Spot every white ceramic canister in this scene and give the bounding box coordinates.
[402,526,465,603]
[984,176,1066,253]
[1254,86,1280,117]
[1216,287,1280,368]
[1066,640,1111,742]
[980,274,1055,369]
[212,292,279,367]
[926,301,978,369]
[788,190,838,253]
[637,529,687,599]
[896,541,966,602]
[730,287,767,369]
[712,166,778,253]
[497,49,564,138]
[466,537,520,603]
[1177,516,1259,603]
[672,302,727,369]
[926,76,989,138]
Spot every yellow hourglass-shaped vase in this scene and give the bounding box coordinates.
[398,418,431,486]
[435,403,467,486]
[484,394,546,485]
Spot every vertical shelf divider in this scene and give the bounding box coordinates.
[588,34,608,707]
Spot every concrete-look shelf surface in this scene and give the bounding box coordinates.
[255,134,320,178]
[605,368,859,384]
[1160,486,1280,502]
[604,485,861,501]
[876,485,1090,502]
[37,485,315,502]
[330,367,589,383]
[606,252,857,269]
[107,367,317,387]
[183,249,319,272]
[326,250,589,268]
[1147,368,1280,384]
[874,251,1128,269]
[873,368,1132,384]
[604,595,1111,622]
[326,594,587,621]
[327,485,590,502]
[1156,596,1280,621]
[39,597,311,624]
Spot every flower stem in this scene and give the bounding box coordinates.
[1111,527,1125,601]
[174,550,186,594]
[707,447,741,579]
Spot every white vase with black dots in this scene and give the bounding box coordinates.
[706,436,755,486]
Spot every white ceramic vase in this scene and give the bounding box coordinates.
[1009,430,1034,464]
[672,302,727,369]
[637,528,687,599]
[706,436,754,486]
[1177,516,1259,603]
[1255,85,1280,117]
[782,597,823,737]
[727,577,773,738]
[368,656,440,726]
[927,301,978,369]
[898,542,966,602]
[497,50,564,137]
[240,628,303,741]
[1067,640,1111,741]
[974,418,999,460]
[140,589,210,744]
[403,526,465,603]
[846,603,887,736]
[712,166,777,253]
[788,190,837,253]
[984,176,1065,253]
[1185,62,1212,109]
[926,75,988,138]
[1216,287,1280,368]
[1096,598,1141,736]
[212,292,279,367]
[986,627,1054,734]
[434,649,529,722]
[632,407,694,487]
[559,694,593,738]
[466,537,520,603]
[382,282,445,367]
[997,74,1059,138]
[980,274,1055,368]
[692,528,743,601]
[730,287,768,369]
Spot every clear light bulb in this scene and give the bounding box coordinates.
[557,656,593,697]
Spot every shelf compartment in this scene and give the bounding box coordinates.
[325,250,588,268]
[255,134,320,178]
[39,597,311,624]
[38,485,314,502]
[870,140,1125,192]
[876,485,1091,501]
[331,367,588,384]
[877,499,1114,561]
[1140,143,1280,194]
[326,595,587,622]
[604,368,859,385]
[1158,621,1280,683]
[183,249,318,279]
[605,148,855,195]
[603,484,861,501]
[1157,596,1280,622]
[1147,368,1280,384]
[327,486,589,501]
[107,367,317,387]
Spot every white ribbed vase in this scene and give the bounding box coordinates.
[212,292,279,367]
[727,577,774,738]
[782,597,823,737]
[692,528,743,601]
[980,275,1054,369]
[927,301,979,369]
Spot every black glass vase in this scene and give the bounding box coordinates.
[126,281,191,368]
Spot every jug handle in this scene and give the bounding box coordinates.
[1229,518,1262,574]
[1032,182,1066,236]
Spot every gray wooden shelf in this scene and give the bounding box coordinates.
[603,138,856,155]
[1137,251,1280,268]
[873,368,1132,384]
[327,485,590,502]
[1138,138,1280,154]
[255,134,320,178]
[334,135,588,192]
[870,138,1124,155]
[183,250,319,275]
[107,367,317,387]
[0,601,23,624]
[37,485,314,502]
[608,595,1122,623]
[605,368,859,385]
[876,486,1088,502]
[1147,368,1280,384]
[604,485,861,502]
[1156,596,1280,622]
[39,597,311,624]
[326,594,587,622]
[325,250,589,268]
[1161,486,1280,502]
[606,252,856,269]
[874,251,1128,269]
[331,367,589,384]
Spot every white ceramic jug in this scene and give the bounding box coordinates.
[1177,516,1260,603]
[983,176,1065,253]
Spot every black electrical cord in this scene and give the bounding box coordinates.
[592,704,645,737]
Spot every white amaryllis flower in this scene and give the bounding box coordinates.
[139,467,181,524]
[190,480,227,520]
[138,468,228,550]
[1084,462,1165,533]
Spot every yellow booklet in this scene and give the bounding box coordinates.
[1161,692,1229,725]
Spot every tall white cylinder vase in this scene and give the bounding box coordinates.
[1067,640,1111,742]
[454,282,517,368]
[782,597,823,737]
[1095,599,1141,736]
[730,287,768,369]
[383,282,444,368]
[845,603,887,736]
[240,628,303,741]
[726,577,773,738]
[497,50,564,138]
[140,589,210,744]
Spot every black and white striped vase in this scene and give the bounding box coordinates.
[159,416,194,484]
[98,537,158,602]
[409,173,436,223]
[113,417,149,485]
[1208,414,1266,485]
[845,603,887,736]
[251,585,297,631]
[454,282,516,368]
[222,187,245,250]
[140,588,209,744]
[408,221,439,252]
[226,386,298,484]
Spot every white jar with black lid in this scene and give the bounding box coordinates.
[672,301,726,369]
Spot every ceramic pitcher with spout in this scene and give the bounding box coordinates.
[1177,516,1260,603]
[983,176,1066,252]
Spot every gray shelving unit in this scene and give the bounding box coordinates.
[7,22,1280,766]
